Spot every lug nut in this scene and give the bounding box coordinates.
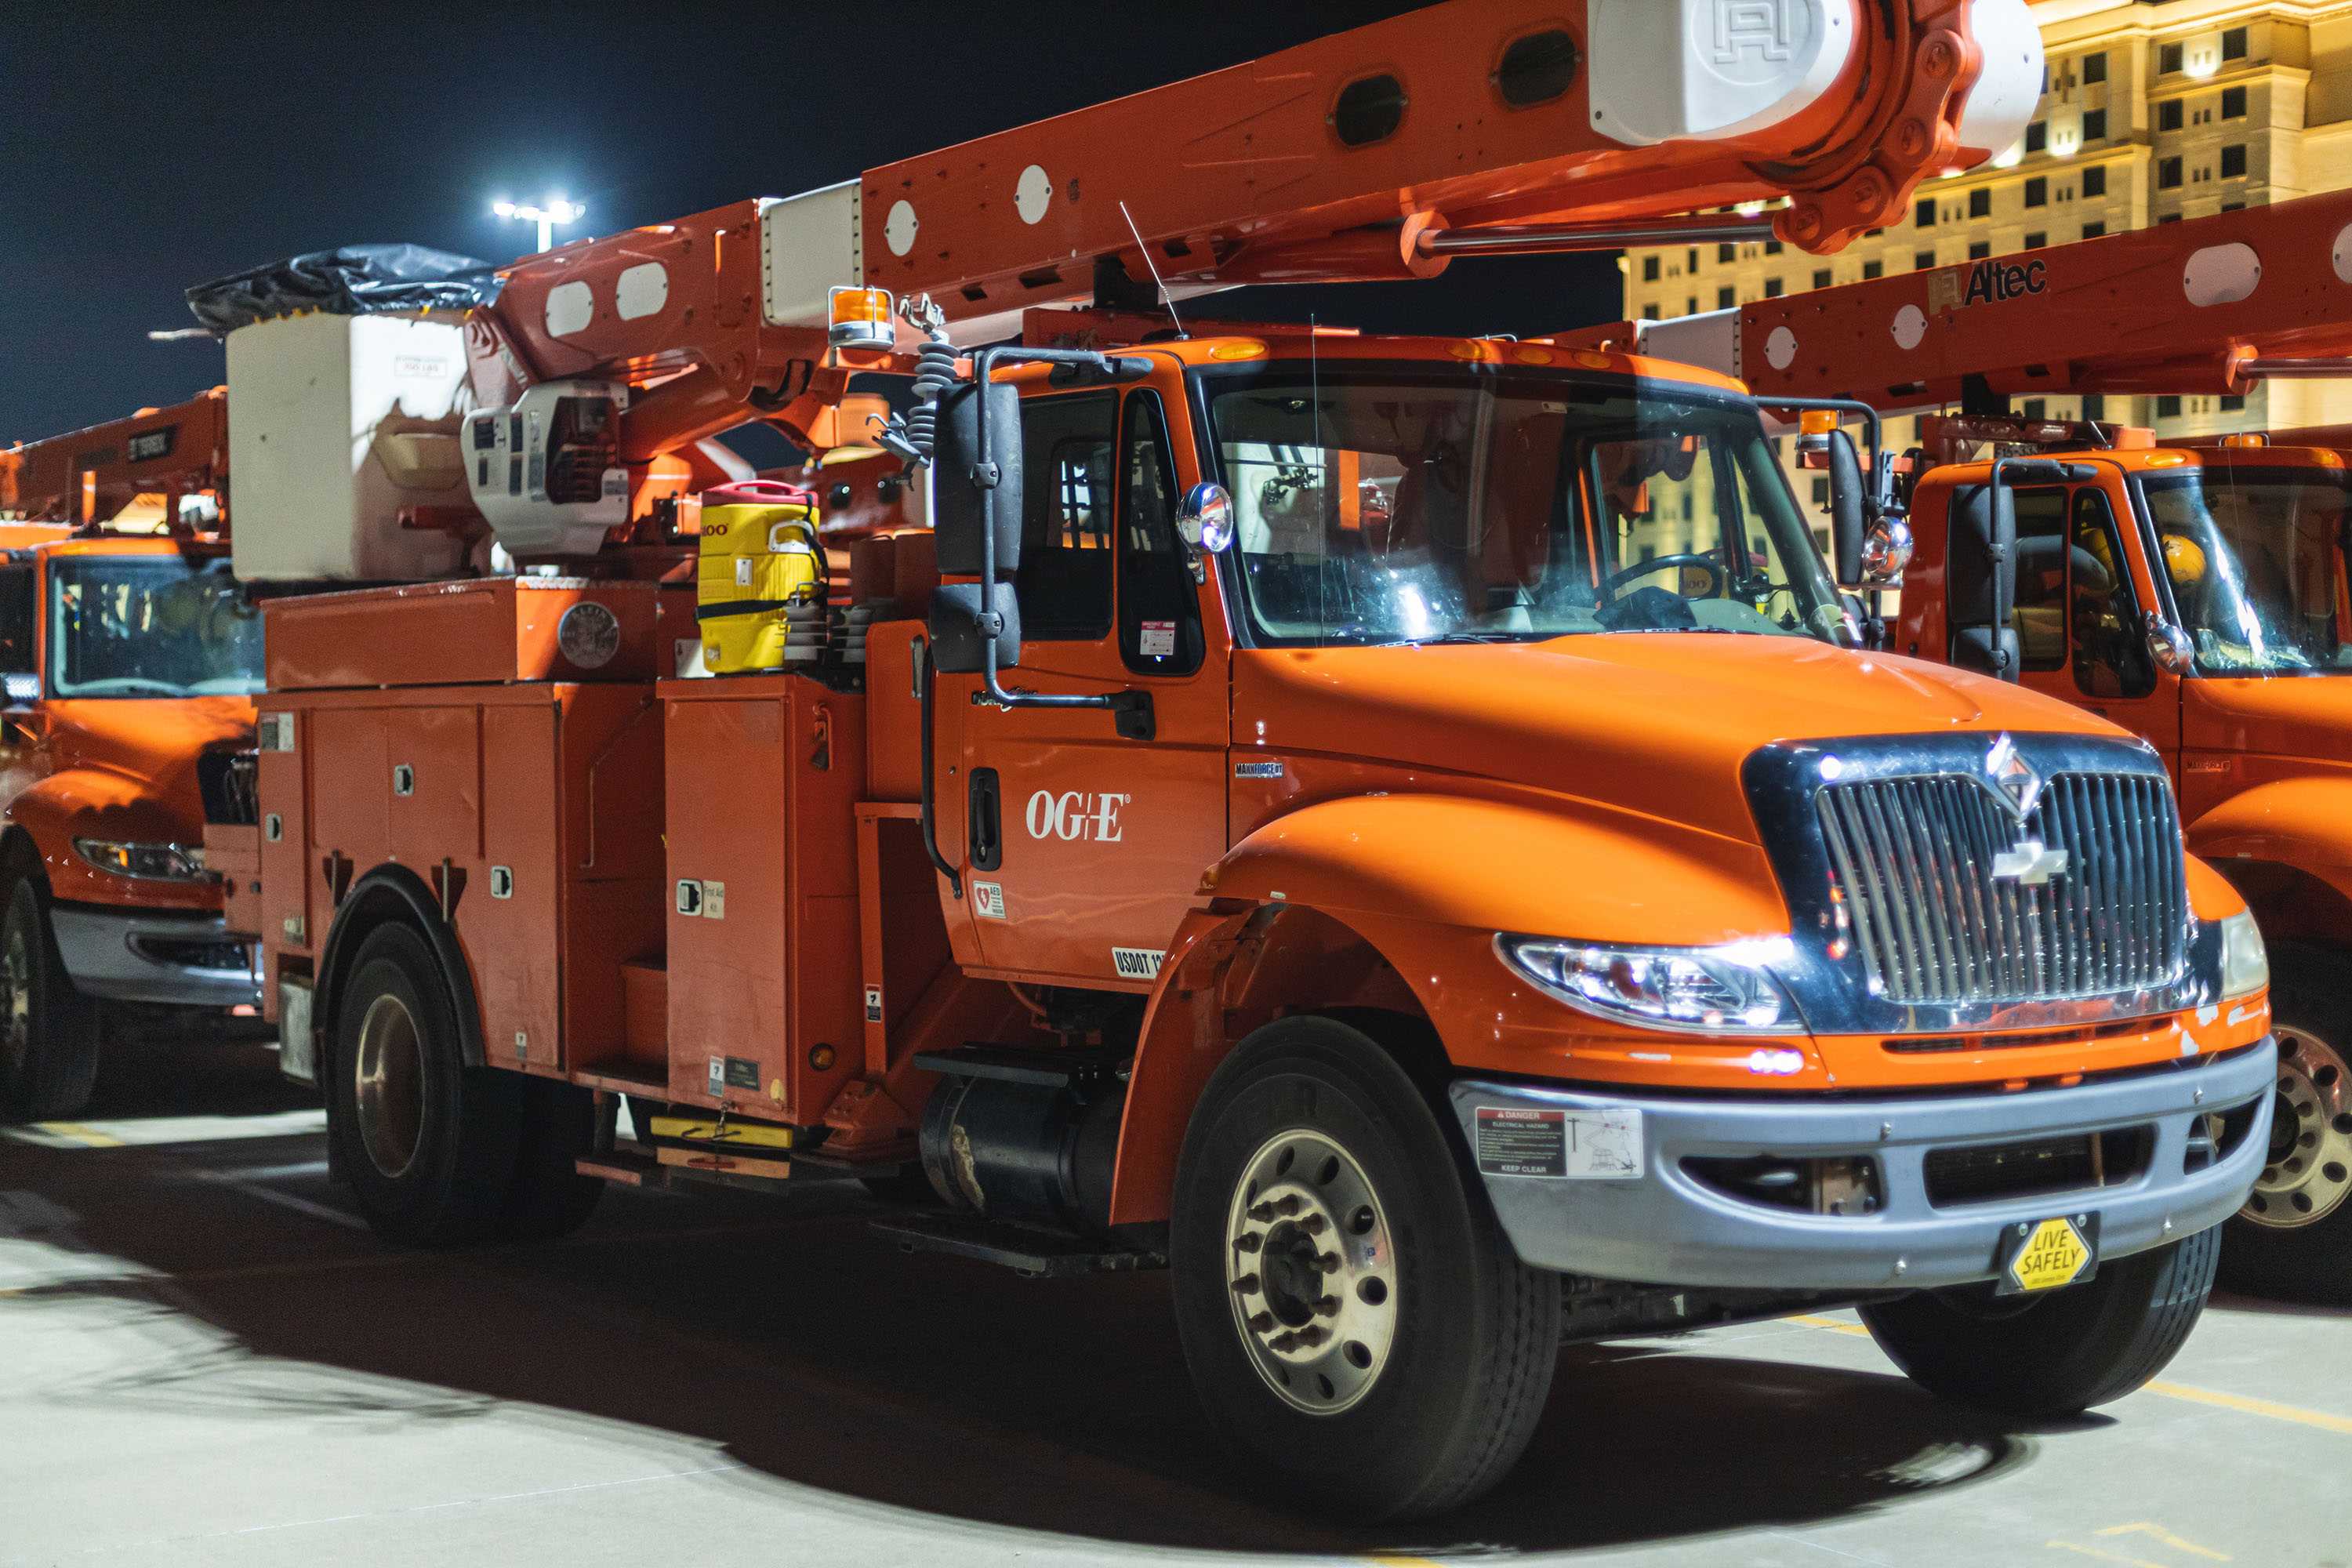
[1233,1232,1262,1254]
[1298,1326,1327,1348]
[1248,1312,1274,1334]
[1271,1331,1299,1352]
[1248,1202,1276,1222]
[1319,1252,1342,1275]
[1276,1196,1303,1217]
[1299,1214,1327,1236]
[1315,1295,1341,1317]
[1232,1272,1260,1295]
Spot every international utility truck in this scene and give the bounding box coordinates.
[199,0,2274,1517]
[1585,187,2352,1298]
[0,390,265,1119]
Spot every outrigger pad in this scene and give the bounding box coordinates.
[186,244,501,333]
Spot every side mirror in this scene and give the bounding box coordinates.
[1824,430,1867,586]
[1984,468,2021,682]
[927,374,1025,675]
[1177,482,1236,554]
[2147,619,2197,674]
[1859,517,1913,585]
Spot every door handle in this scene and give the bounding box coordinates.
[968,768,1003,871]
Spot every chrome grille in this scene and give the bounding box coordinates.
[1815,772,2186,1005]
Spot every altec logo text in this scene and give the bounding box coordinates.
[1026,790,1131,842]
[1929,257,2049,316]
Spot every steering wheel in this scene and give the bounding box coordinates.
[1602,551,1725,600]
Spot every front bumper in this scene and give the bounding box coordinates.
[1450,1039,2276,1291]
[49,902,262,1008]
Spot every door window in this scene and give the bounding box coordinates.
[1016,393,1117,641]
[0,568,33,680]
[2006,488,2070,670]
[1116,391,1201,675]
[2070,487,2154,698]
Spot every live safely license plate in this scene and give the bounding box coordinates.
[1992,1212,2101,1295]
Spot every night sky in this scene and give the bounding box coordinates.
[2,2,1621,447]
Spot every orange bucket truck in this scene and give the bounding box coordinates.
[209,0,2273,1515]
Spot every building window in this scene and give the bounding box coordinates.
[1811,477,1830,506]
[1642,255,1661,281]
[1915,249,1936,271]
[1686,297,1697,316]
[2158,212,2183,224]
[2082,51,2107,85]
[2025,121,2047,154]
[1686,247,1700,271]
[2222,85,2246,120]
[2158,156,2183,189]
[2082,107,2107,142]
[1718,242,1736,263]
[1969,241,1991,260]
[2160,40,2183,74]
[1641,301,1658,319]
[2221,393,2246,412]
[1761,240,1781,257]
[1764,278,1784,299]
[1916,197,1936,227]
[2082,220,2106,240]
[1969,188,1991,219]
[1862,259,1882,280]
[2223,26,2247,61]
[2083,165,2107,199]
[2157,395,2183,419]
[2023,398,2046,421]
[2025,177,2048,209]
[1812,268,1831,290]
[2024,231,2045,250]
[2221,144,2247,179]
[2082,394,2105,422]
[2222,200,2245,213]
[1717,285,1736,309]
[2158,99,2183,132]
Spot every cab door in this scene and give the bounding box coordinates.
[956,383,1228,987]
[2015,480,2181,770]
[0,563,46,800]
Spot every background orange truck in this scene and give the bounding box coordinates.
[0,394,265,1119]
[1592,186,2352,1296]
[82,0,2285,1519]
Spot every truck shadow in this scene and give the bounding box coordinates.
[11,1120,2045,1559]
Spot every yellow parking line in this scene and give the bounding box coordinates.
[2144,1380,2352,1436]
[1790,1312,1872,1336]
[32,1123,122,1149]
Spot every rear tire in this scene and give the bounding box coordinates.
[328,922,523,1247]
[0,870,100,1123]
[2218,942,2352,1301]
[1171,1016,1560,1520]
[1860,1225,2220,1417]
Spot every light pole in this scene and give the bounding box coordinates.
[492,198,585,253]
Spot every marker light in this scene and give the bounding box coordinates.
[829,286,895,351]
[2220,434,2269,448]
[1498,935,1802,1034]
[74,838,208,882]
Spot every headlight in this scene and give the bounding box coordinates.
[73,838,207,882]
[2219,910,2269,1001]
[1497,934,1802,1033]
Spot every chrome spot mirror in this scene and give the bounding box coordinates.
[1858,517,1913,586]
[2147,619,2197,675]
[1178,482,1236,554]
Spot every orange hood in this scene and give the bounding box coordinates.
[39,696,256,837]
[1235,634,2131,845]
[2187,674,2352,765]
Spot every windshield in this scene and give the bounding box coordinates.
[1206,365,1846,648]
[2140,466,2352,675]
[48,555,264,698]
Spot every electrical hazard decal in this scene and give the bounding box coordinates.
[1138,620,1177,659]
[1474,1106,1644,1179]
[1111,946,1164,981]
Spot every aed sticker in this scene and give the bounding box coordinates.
[1112,946,1165,981]
[865,986,884,1022]
[1474,1107,1645,1179]
[706,1055,761,1094]
[1138,620,1177,658]
[972,880,1008,920]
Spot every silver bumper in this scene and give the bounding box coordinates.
[1450,1039,2276,1291]
[49,903,262,1008]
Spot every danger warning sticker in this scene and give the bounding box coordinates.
[1138,620,1177,658]
[1474,1107,1644,1179]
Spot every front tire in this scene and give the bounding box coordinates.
[1860,1224,2220,1417]
[1171,1017,1560,1520]
[0,870,99,1123]
[328,923,524,1247]
[2219,942,2352,1300]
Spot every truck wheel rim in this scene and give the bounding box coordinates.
[1224,1127,1398,1416]
[354,993,426,1180]
[0,911,29,1081]
[2245,1026,2352,1229]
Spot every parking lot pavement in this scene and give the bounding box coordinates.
[3,1047,2347,1568]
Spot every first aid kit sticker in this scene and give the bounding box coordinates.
[1474,1107,1644,1179]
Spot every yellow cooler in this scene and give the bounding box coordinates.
[695,479,825,673]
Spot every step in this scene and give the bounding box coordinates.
[869,1210,1166,1279]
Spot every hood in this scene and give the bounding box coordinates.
[1233,634,2128,846]
[42,697,256,833]
[2187,674,2352,765]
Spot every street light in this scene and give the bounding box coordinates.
[492,197,585,253]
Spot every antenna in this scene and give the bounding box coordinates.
[1117,201,1185,339]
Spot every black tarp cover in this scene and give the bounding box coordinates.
[186,244,501,332]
